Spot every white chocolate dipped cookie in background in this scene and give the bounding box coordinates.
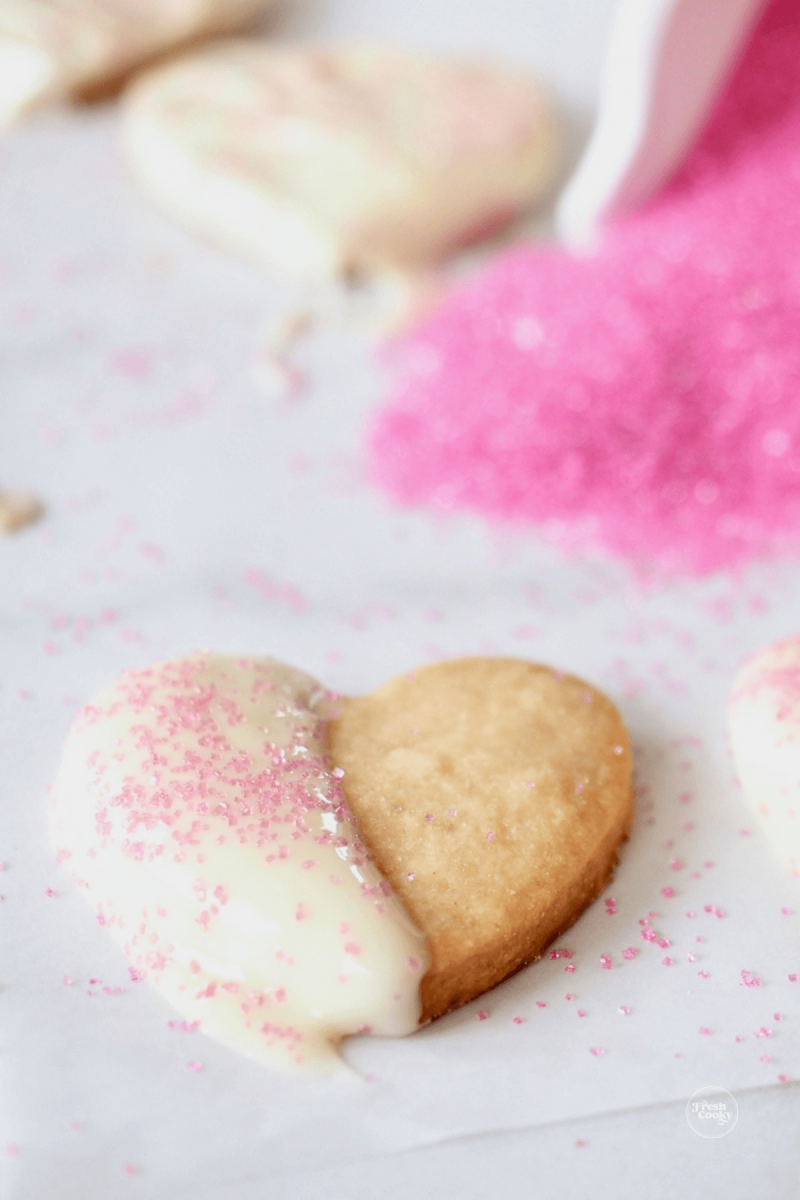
[50,652,632,1074]
[121,42,561,280]
[0,0,271,124]
[729,634,800,877]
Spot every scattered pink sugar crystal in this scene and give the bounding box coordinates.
[476,1010,489,1021]
[371,0,800,575]
[789,974,799,983]
[662,957,675,966]
[661,887,676,899]
[599,954,613,970]
[577,1009,588,1018]
[549,948,572,960]
[779,1073,791,1082]
[622,947,637,960]
[618,1005,631,1015]
[575,1139,587,1148]
[536,1001,546,1008]
[565,963,576,974]
[704,905,726,919]
[741,969,762,988]
[513,1016,525,1025]
[187,1060,204,1072]
[589,1046,606,1056]
[760,1054,774,1063]
[699,1027,713,1036]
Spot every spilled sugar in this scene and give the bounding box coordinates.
[371,0,800,576]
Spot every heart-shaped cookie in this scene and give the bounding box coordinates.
[50,653,632,1072]
[729,634,800,876]
[330,657,633,1022]
[121,41,558,278]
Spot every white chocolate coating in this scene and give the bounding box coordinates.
[122,42,560,278]
[729,634,800,876]
[0,0,269,122]
[50,654,428,1073]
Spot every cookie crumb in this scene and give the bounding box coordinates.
[0,490,43,534]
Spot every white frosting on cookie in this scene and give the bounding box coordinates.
[122,42,560,278]
[729,635,800,876]
[0,0,268,122]
[50,654,428,1073]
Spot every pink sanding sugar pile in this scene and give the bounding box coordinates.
[370,0,800,575]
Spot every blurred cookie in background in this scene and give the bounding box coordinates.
[122,41,561,280]
[0,0,273,124]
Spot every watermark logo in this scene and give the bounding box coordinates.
[686,1086,738,1138]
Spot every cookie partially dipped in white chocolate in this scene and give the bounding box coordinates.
[730,634,800,877]
[50,653,632,1073]
[121,41,560,279]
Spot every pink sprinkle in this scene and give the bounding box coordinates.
[70,1120,84,1132]
[565,992,575,1001]
[741,969,762,988]
[782,907,793,915]
[686,911,696,919]
[641,928,656,942]
[122,1163,139,1177]
[661,886,676,898]
[577,1009,588,1018]
[575,1139,588,1148]
[370,4,800,575]
[760,1054,773,1063]
[513,1016,526,1025]
[622,947,637,960]
[62,975,73,986]
[406,872,416,881]
[565,963,576,973]
[704,905,726,919]
[6,1144,19,1157]
[599,954,613,970]
[657,938,671,949]
[536,1001,547,1008]
[740,829,753,838]
[477,1010,489,1021]
[187,1060,203,1072]
[486,831,495,842]
[789,974,799,983]
[295,903,309,922]
[735,1035,746,1042]
[605,897,617,914]
[128,967,144,982]
[774,1013,784,1021]
[754,1027,773,1038]
[589,1046,606,1056]
[699,1027,713,1036]
[662,957,675,966]
[669,858,683,871]
[779,1073,791,1082]
[549,948,573,960]
[687,953,698,962]
[618,1005,631,1015]
[425,813,435,823]
[698,971,709,979]
[44,887,56,897]
[703,861,714,869]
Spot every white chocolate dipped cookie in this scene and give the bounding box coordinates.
[121,42,560,279]
[0,0,270,124]
[730,635,800,877]
[50,655,428,1074]
[50,653,632,1073]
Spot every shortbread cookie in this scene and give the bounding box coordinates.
[328,658,633,1023]
[50,653,632,1072]
[121,42,560,279]
[0,0,269,124]
[50,655,428,1073]
[730,634,800,876]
